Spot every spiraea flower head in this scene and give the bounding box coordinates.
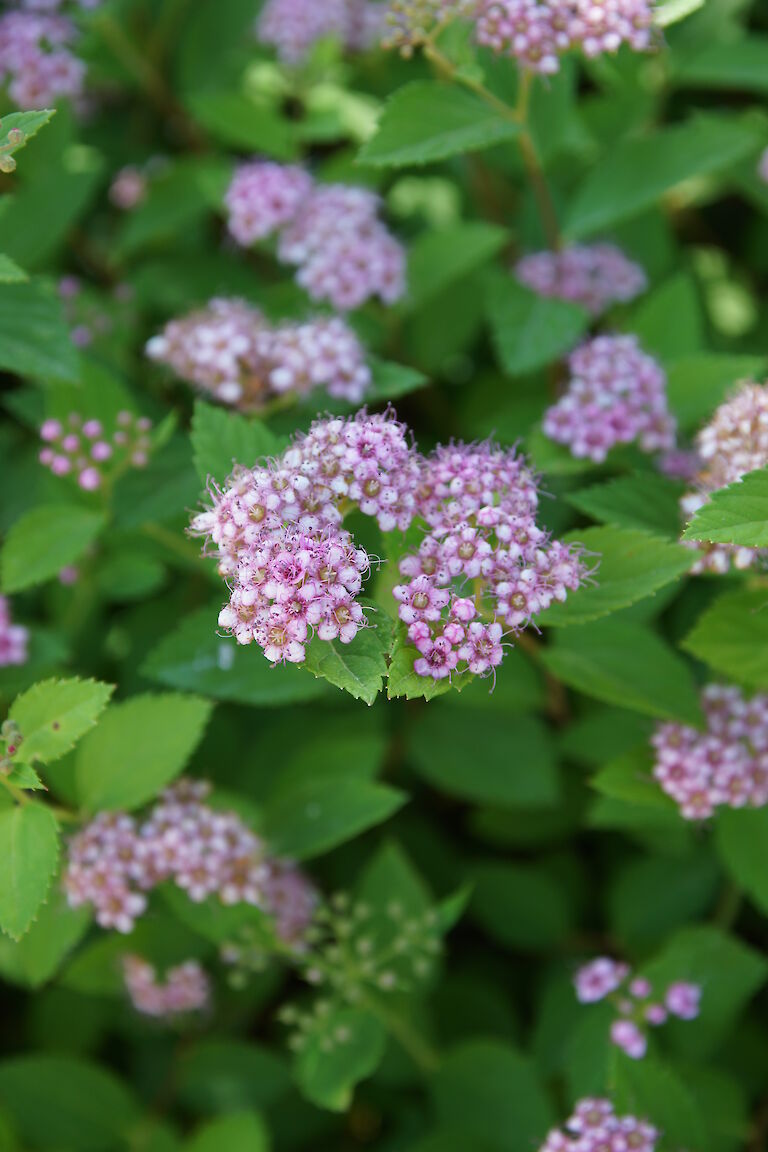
[39,410,152,490]
[651,684,768,819]
[0,9,85,107]
[543,335,675,463]
[0,597,28,668]
[515,244,647,317]
[257,0,385,63]
[539,1099,659,1152]
[224,162,313,247]
[123,955,210,1019]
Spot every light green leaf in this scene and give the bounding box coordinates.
[666,354,766,431]
[295,1007,386,1111]
[682,587,768,688]
[1,504,105,594]
[0,254,27,283]
[565,115,759,239]
[160,883,273,946]
[716,807,768,917]
[567,473,684,536]
[486,272,588,376]
[302,624,391,706]
[367,358,428,403]
[186,1111,270,1152]
[0,890,90,989]
[0,804,59,940]
[262,777,406,860]
[10,677,114,765]
[683,468,768,547]
[186,90,297,160]
[541,621,703,725]
[539,526,694,626]
[357,82,520,168]
[406,222,508,311]
[0,280,78,382]
[654,0,703,25]
[190,400,284,486]
[76,694,213,812]
[0,110,55,159]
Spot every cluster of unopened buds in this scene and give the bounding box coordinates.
[0,5,87,108]
[543,335,676,463]
[651,684,768,820]
[146,297,371,409]
[63,778,314,943]
[539,1099,658,1152]
[515,244,647,317]
[681,379,768,574]
[0,599,28,669]
[575,957,700,1059]
[382,0,476,53]
[39,411,152,491]
[225,162,405,311]
[257,0,385,63]
[0,120,25,175]
[122,956,210,1020]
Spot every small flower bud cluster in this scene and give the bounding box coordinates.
[475,0,655,76]
[543,335,675,463]
[0,121,26,174]
[109,165,147,210]
[681,380,768,574]
[395,441,589,680]
[63,778,311,936]
[225,163,406,311]
[382,0,476,54]
[0,598,28,668]
[539,1100,658,1152]
[122,955,210,1019]
[0,10,85,108]
[39,411,152,491]
[256,0,385,63]
[515,244,647,317]
[221,862,318,977]
[575,957,701,1060]
[651,684,768,819]
[146,298,371,409]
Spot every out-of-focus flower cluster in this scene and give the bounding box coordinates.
[681,380,768,574]
[652,684,768,820]
[539,1099,658,1152]
[257,0,386,63]
[575,956,700,1059]
[395,442,588,681]
[0,598,28,669]
[146,297,370,409]
[39,410,152,491]
[58,274,136,349]
[225,163,406,311]
[382,0,476,53]
[63,778,316,945]
[543,335,675,463]
[0,5,89,108]
[515,244,647,317]
[122,955,210,1019]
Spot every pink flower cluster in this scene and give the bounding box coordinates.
[225,164,406,311]
[543,335,675,463]
[539,1100,658,1152]
[0,597,28,668]
[146,297,371,409]
[651,684,768,820]
[122,955,210,1019]
[575,957,700,1060]
[0,9,84,107]
[382,0,476,53]
[63,778,313,942]
[681,380,768,574]
[39,411,152,491]
[475,0,655,75]
[257,0,385,63]
[395,441,588,680]
[192,409,419,661]
[515,244,647,317]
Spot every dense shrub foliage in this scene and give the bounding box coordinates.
[1,1,768,1149]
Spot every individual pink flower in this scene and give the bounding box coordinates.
[611,1018,647,1059]
[574,957,629,1003]
[665,981,701,1020]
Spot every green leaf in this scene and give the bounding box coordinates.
[0,890,90,989]
[143,604,325,706]
[0,254,27,284]
[486,273,588,376]
[9,677,114,765]
[431,1041,554,1152]
[539,527,694,626]
[1,504,105,594]
[160,883,272,946]
[406,223,508,311]
[565,115,759,239]
[654,0,704,26]
[176,1041,291,1116]
[76,694,213,812]
[262,777,406,860]
[0,110,55,159]
[116,158,232,259]
[674,36,768,94]
[294,1007,386,1111]
[666,354,766,432]
[0,1056,138,1152]
[190,400,284,486]
[0,280,78,382]
[716,807,768,917]
[0,804,59,940]
[386,623,452,701]
[186,1111,270,1152]
[613,1054,708,1152]
[409,709,559,807]
[591,749,676,811]
[186,90,297,160]
[302,624,391,706]
[367,358,428,403]
[608,850,719,950]
[630,273,704,360]
[567,473,684,536]
[683,468,768,547]
[682,587,768,688]
[541,621,703,725]
[469,862,573,953]
[357,82,520,168]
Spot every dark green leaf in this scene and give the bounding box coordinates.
[486,273,588,376]
[262,777,406,860]
[1,504,105,594]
